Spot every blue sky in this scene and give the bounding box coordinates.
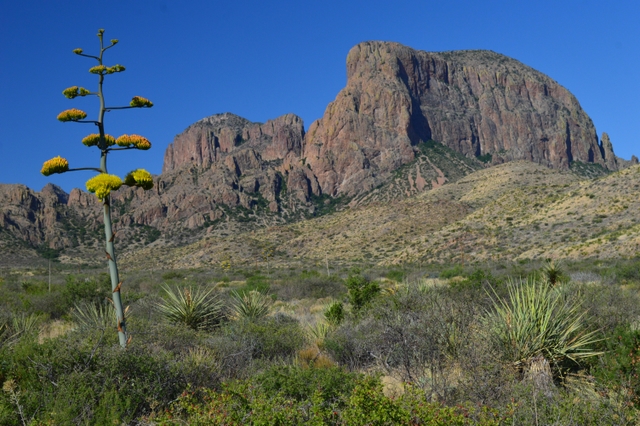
[1,0,638,193]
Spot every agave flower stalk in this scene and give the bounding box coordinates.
[40,29,154,348]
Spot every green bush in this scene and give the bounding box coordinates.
[440,265,464,279]
[222,313,305,361]
[0,330,183,425]
[62,274,111,307]
[384,269,405,283]
[274,274,345,300]
[324,301,345,325]
[345,271,379,313]
[252,364,361,405]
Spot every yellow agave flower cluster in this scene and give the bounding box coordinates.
[82,133,116,147]
[62,86,91,99]
[86,174,122,200]
[130,96,153,108]
[116,134,151,150]
[73,48,83,54]
[89,64,125,75]
[124,169,154,190]
[41,156,69,176]
[57,108,87,122]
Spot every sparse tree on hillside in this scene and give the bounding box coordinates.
[40,29,154,348]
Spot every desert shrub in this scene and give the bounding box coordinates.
[0,330,183,425]
[220,313,305,362]
[239,274,270,294]
[345,271,380,313]
[590,325,640,407]
[251,364,361,405]
[62,274,111,307]
[161,270,184,280]
[440,264,464,279]
[342,375,411,425]
[274,274,345,300]
[573,282,640,338]
[450,268,497,291]
[156,285,223,331]
[384,269,405,282]
[324,301,345,325]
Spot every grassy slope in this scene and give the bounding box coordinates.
[120,161,640,269]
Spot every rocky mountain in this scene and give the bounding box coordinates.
[0,41,635,266]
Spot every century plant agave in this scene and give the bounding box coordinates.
[156,285,223,330]
[486,277,601,377]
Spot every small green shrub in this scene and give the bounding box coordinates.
[324,301,345,325]
[384,269,405,282]
[62,274,110,307]
[440,265,464,279]
[345,272,379,313]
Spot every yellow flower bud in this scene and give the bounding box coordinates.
[63,86,80,99]
[130,96,153,108]
[73,48,83,55]
[111,39,119,45]
[41,156,69,176]
[124,169,154,190]
[89,65,107,75]
[86,174,123,200]
[57,108,87,122]
[107,64,125,74]
[115,134,151,150]
[82,133,115,147]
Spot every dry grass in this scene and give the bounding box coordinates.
[116,161,640,269]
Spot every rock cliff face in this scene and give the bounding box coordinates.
[1,41,630,261]
[304,42,613,196]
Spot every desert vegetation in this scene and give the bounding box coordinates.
[1,258,640,424]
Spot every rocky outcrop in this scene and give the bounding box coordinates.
[2,41,633,262]
[304,42,611,196]
[163,113,305,173]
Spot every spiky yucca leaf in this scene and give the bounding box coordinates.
[0,313,45,346]
[229,290,272,321]
[486,277,602,372]
[72,301,118,331]
[305,320,332,345]
[156,285,223,330]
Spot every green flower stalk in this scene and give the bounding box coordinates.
[40,29,154,348]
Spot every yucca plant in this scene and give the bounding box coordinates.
[486,277,602,378]
[72,301,120,331]
[229,290,272,321]
[156,285,223,330]
[1,313,45,346]
[40,29,154,348]
[542,259,566,286]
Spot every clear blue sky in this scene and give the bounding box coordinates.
[1,0,638,193]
